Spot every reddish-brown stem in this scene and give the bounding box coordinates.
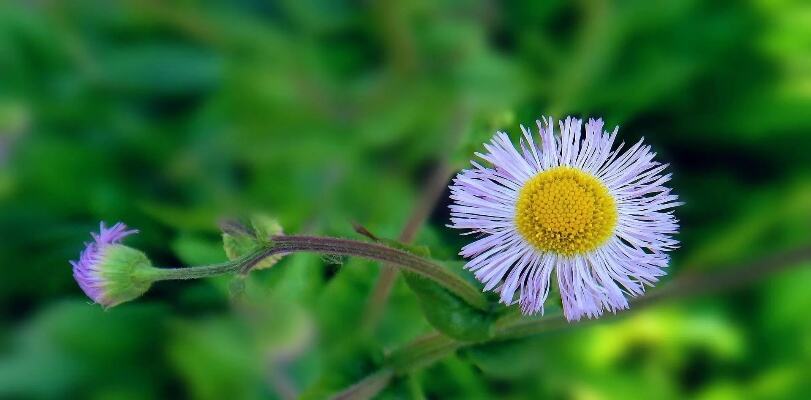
[240,235,489,311]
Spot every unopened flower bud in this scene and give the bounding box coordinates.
[71,222,157,308]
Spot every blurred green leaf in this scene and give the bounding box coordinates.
[403,270,495,342]
[463,339,541,379]
[171,233,226,266]
[99,44,222,96]
[168,318,264,400]
[0,301,167,399]
[683,179,811,270]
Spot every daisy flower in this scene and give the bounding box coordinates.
[449,117,681,321]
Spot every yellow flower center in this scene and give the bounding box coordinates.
[515,166,617,256]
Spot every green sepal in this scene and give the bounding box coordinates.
[99,245,156,308]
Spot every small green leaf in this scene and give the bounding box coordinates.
[221,232,257,261]
[250,214,284,245]
[403,272,495,342]
[221,213,284,270]
[372,237,495,341]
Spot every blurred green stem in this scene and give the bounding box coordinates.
[150,262,239,280]
[361,160,456,330]
[362,105,471,330]
[493,244,811,339]
[329,369,394,400]
[387,332,463,372]
[334,243,811,398]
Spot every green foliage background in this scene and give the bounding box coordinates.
[1,0,810,399]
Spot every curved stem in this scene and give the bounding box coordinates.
[333,243,811,398]
[145,235,489,311]
[387,332,463,373]
[493,244,811,339]
[247,235,489,311]
[329,369,394,400]
[148,250,269,281]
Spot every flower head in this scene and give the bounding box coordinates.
[449,117,681,321]
[71,222,155,308]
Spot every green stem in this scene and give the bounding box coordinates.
[387,332,464,373]
[144,235,489,312]
[332,243,811,398]
[148,250,269,281]
[328,369,394,400]
[247,235,490,311]
[149,262,239,281]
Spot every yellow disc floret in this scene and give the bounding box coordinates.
[515,166,617,256]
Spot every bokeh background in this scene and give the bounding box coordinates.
[1,1,810,399]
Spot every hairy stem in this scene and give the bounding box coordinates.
[149,250,269,281]
[149,262,240,281]
[387,332,464,373]
[148,234,488,311]
[242,235,489,311]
